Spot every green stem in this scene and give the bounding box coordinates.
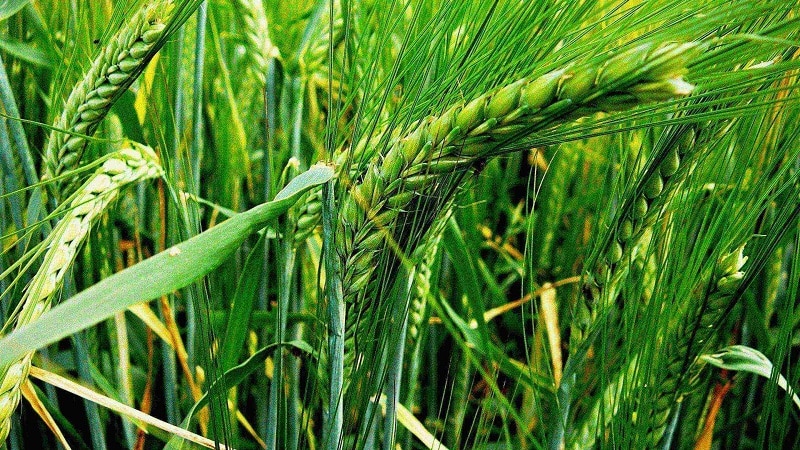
[322,179,345,450]
[266,240,294,450]
[0,54,36,188]
[384,266,414,450]
[258,54,279,440]
[71,329,107,450]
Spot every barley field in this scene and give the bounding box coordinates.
[1,0,799,449]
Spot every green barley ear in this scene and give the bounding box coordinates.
[571,243,748,449]
[233,0,280,84]
[0,142,162,443]
[571,121,707,351]
[334,41,701,420]
[339,41,701,309]
[294,42,703,251]
[642,244,747,446]
[41,1,173,194]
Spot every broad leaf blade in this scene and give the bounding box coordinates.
[0,0,28,21]
[0,37,51,67]
[0,164,333,367]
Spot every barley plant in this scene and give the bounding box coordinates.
[1,1,799,449]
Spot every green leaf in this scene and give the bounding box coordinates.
[700,345,800,410]
[0,164,333,367]
[194,340,313,422]
[219,232,267,372]
[165,340,314,450]
[0,0,28,21]
[0,37,51,67]
[443,216,490,342]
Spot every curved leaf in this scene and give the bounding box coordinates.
[701,345,800,410]
[0,164,333,367]
[165,340,315,450]
[0,0,28,22]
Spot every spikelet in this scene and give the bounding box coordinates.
[293,132,385,245]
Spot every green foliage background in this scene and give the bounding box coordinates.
[1,0,799,449]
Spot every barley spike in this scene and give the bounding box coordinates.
[340,42,700,313]
[232,0,279,84]
[0,142,162,443]
[570,244,747,449]
[645,244,747,446]
[572,123,702,349]
[41,1,173,193]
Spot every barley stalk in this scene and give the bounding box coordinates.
[41,1,173,191]
[0,142,163,443]
[406,229,442,360]
[403,212,448,418]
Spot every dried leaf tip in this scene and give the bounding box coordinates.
[315,160,338,170]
